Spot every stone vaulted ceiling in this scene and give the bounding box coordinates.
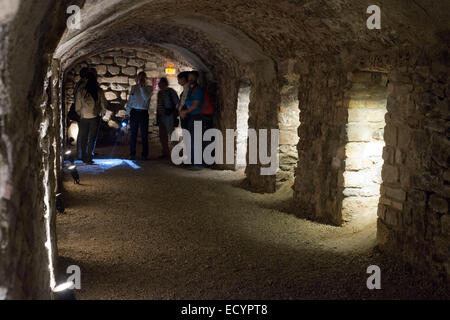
[55,0,450,74]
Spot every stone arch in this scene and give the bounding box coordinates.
[61,45,197,146]
[54,7,280,192]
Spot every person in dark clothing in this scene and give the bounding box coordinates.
[179,71,204,170]
[73,67,90,160]
[177,72,191,131]
[88,68,101,158]
[157,77,180,158]
[126,72,153,161]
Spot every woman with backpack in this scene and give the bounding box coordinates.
[157,77,180,159]
[75,71,107,165]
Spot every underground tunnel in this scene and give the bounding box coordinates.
[0,0,449,302]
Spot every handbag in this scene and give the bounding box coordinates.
[68,103,81,122]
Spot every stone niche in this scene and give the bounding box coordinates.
[340,72,388,224]
[64,48,192,130]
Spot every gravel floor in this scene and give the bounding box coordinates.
[57,145,449,300]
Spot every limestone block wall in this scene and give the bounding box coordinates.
[64,48,191,126]
[377,48,450,280]
[292,47,449,280]
[340,72,388,223]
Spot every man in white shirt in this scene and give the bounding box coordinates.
[126,72,153,160]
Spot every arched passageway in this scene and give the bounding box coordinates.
[0,0,449,299]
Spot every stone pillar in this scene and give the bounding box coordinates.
[293,58,351,225]
[377,48,450,280]
[214,75,239,171]
[245,77,280,194]
[0,47,55,300]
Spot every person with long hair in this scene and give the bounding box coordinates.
[70,67,89,160]
[75,72,107,164]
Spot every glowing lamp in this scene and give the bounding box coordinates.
[165,68,176,75]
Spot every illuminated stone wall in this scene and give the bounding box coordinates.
[236,81,251,169]
[64,48,192,126]
[340,72,388,224]
[293,56,351,226]
[277,59,300,189]
[292,47,449,280]
[377,48,450,280]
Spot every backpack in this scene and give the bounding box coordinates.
[202,91,214,115]
[191,86,215,115]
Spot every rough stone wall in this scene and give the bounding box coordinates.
[0,24,14,300]
[64,48,191,125]
[245,77,280,194]
[213,75,240,171]
[277,59,300,189]
[39,61,61,292]
[0,0,83,300]
[377,47,450,280]
[293,57,351,225]
[50,59,63,266]
[340,72,388,224]
[292,46,449,280]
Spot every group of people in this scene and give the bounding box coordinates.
[72,67,213,170]
[127,70,212,170]
[156,71,213,170]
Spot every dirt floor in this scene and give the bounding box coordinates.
[57,143,450,300]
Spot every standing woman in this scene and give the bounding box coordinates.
[75,72,107,164]
[157,77,180,158]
